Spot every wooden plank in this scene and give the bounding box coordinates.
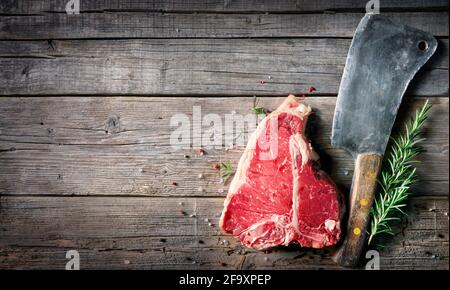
[0,38,447,96]
[1,0,448,14]
[0,97,447,197]
[0,12,447,40]
[0,195,447,269]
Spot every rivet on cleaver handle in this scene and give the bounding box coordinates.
[331,14,437,268]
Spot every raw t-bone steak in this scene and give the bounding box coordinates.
[220,95,343,250]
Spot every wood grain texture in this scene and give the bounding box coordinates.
[0,12,448,40]
[1,0,448,14]
[0,0,448,271]
[0,38,447,96]
[0,195,447,270]
[0,97,448,197]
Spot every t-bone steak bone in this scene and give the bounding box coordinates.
[220,95,343,250]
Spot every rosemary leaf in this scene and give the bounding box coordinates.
[252,97,268,117]
[252,106,268,117]
[220,161,234,184]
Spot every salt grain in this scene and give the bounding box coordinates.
[178,202,184,206]
[208,222,213,227]
[198,187,204,192]
[198,173,203,179]
[204,218,209,222]
[124,260,130,265]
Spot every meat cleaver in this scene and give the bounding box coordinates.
[331,14,437,267]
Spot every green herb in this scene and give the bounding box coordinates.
[220,161,234,184]
[368,100,432,245]
[252,97,267,117]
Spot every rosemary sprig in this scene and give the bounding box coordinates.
[368,100,432,245]
[252,97,267,117]
[220,161,234,184]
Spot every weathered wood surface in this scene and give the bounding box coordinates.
[0,195,447,270]
[0,0,448,271]
[0,11,448,40]
[0,97,448,198]
[0,38,448,96]
[1,0,448,14]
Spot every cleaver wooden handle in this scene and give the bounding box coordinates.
[333,152,383,268]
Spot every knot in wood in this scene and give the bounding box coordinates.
[105,115,121,134]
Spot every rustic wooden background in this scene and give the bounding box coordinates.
[0,0,448,270]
